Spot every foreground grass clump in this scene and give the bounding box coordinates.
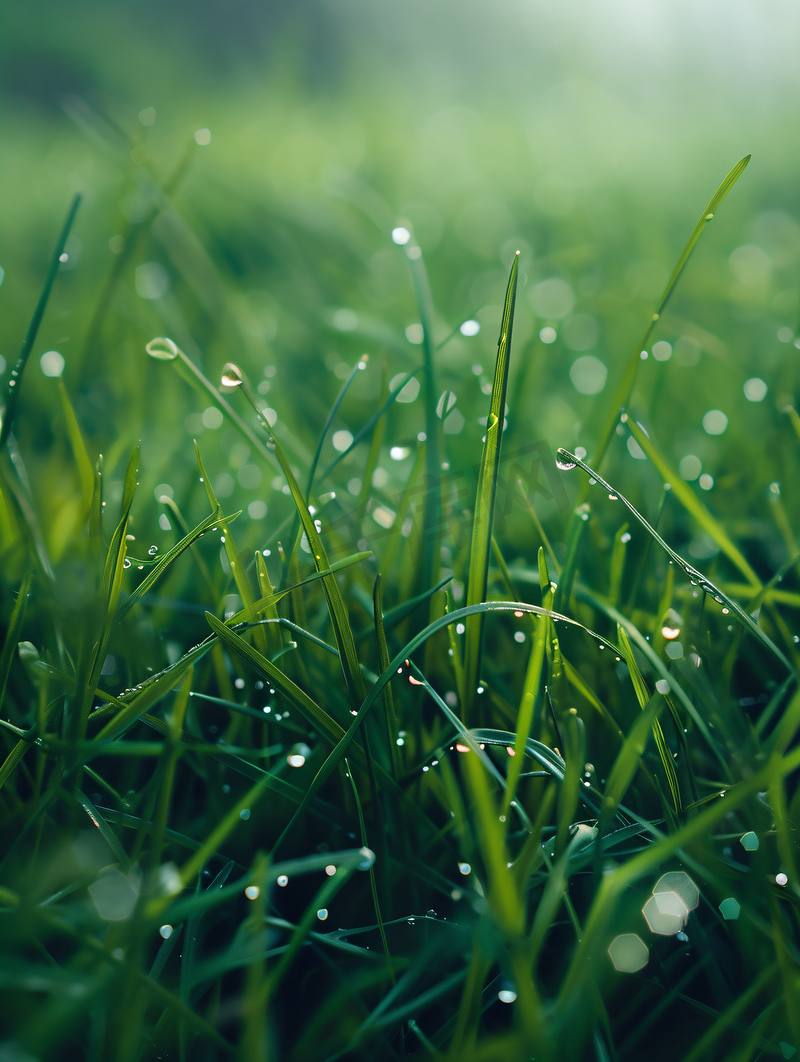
[2,150,800,1062]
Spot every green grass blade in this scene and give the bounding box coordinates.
[0,195,81,451]
[117,507,227,618]
[591,156,750,468]
[462,252,520,717]
[57,378,94,518]
[625,418,761,587]
[373,575,401,777]
[559,447,792,671]
[0,571,32,713]
[617,625,682,814]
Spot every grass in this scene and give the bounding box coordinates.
[2,95,800,1062]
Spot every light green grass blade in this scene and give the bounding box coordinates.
[625,418,761,587]
[558,447,792,671]
[591,156,750,468]
[617,625,682,814]
[117,506,228,618]
[240,378,366,705]
[373,575,401,778]
[0,195,81,451]
[462,252,520,717]
[57,378,94,518]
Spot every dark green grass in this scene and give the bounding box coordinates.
[1,110,800,1062]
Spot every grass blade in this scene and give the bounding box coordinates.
[462,252,520,717]
[591,156,750,468]
[0,195,81,451]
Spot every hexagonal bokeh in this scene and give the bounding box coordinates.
[740,831,759,851]
[609,934,649,973]
[653,871,699,911]
[719,897,741,920]
[643,891,689,935]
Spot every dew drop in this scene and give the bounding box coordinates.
[148,546,158,556]
[556,449,576,471]
[277,875,289,887]
[220,363,244,388]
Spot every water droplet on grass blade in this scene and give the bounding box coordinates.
[146,337,178,360]
[220,363,243,389]
[277,875,288,887]
[498,989,517,1003]
[556,450,576,471]
[159,924,173,938]
[245,886,260,899]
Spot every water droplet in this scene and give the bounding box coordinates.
[621,532,631,543]
[556,449,576,471]
[426,909,437,918]
[123,559,131,569]
[325,865,336,876]
[317,908,329,921]
[661,626,680,640]
[458,862,471,875]
[777,872,789,886]
[239,808,251,820]
[277,875,289,887]
[148,546,158,556]
[608,493,618,501]
[498,989,517,1003]
[159,924,173,939]
[245,885,260,899]
[146,337,179,361]
[220,363,244,389]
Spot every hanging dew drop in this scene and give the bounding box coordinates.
[556,449,576,471]
[148,546,158,555]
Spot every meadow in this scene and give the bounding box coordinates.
[2,7,800,1058]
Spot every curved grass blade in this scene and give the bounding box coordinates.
[591,156,750,468]
[0,194,81,450]
[274,598,617,850]
[117,506,228,618]
[462,252,520,717]
[558,447,792,672]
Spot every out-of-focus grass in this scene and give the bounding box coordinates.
[3,4,800,1060]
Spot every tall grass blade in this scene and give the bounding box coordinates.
[0,195,81,450]
[591,156,750,467]
[462,252,520,717]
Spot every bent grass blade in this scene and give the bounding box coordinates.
[557,447,792,672]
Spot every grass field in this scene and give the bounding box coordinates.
[3,6,800,1060]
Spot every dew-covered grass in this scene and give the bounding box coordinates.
[3,32,800,1061]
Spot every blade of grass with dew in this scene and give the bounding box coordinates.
[145,338,279,472]
[75,445,138,740]
[94,552,372,741]
[590,156,750,469]
[345,756,394,984]
[194,441,267,655]
[117,507,228,618]
[617,625,682,814]
[272,599,619,849]
[406,242,441,600]
[373,575,401,777]
[462,252,520,718]
[577,586,727,773]
[625,418,761,588]
[551,504,588,616]
[356,361,388,523]
[599,692,665,833]
[558,448,792,671]
[0,195,81,451]
[0,571,32,712]
[231,369,367,706]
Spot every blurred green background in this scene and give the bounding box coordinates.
[2,0,800,632]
